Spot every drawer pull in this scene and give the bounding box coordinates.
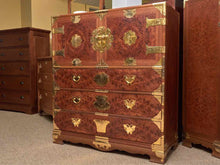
[94,96,110,111]
[123,124,136,135]
[1,81,6,85]
[0,39,3,43]
[93,119,110,133]
[20,67,24,71]
[0,53,4,56]
[94,72,109,86]
[71,118,81,127]
[1,94,6,98]
[20,81,24,85]
[1,66,5,70]
[19,52,24,56]
[20,96,24,99]
[72,75,80,83]
[124,75,136,85]
[72,97,81,104]
[124,99,136,110]
[19,37,23,41]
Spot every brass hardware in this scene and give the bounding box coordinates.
[53,109,61,118]
[94,89,109,93]
[91,26,113,53]
[53,49,65,56]
[93,136,111,150]
[52,26,64,34]
[152,82,165,94]
[95,112,109,117]
[20,81,24,85]
[93,119,110,133]
[146,45,166,55]
[20,96,24,99]
[53,129,61,142]
[19,52,24,56]
[72,97,81,104]
[124,99,136,110]
[123,9,136,18]
[153,2,166,16]
[152,111,164,132]
[125,57,136,66]
[51,16,57,26]
[123,124,136,135]
[72,15,81,24]
[96,59,108,68]
[151,135,165,162]
[94,72,109,86]
[20,66,24,71]
[153,95,164,106]
[95,10,108,20]
[72,75,80,83]
[72,58,82,66]
[71,118,81,127]
[39,94,42,100]
[71,34,82,48]
[123,30,137,46]
[146,18,166,28]
[213,141,220,153]
[124,75,136,85]
[94,95,110,111]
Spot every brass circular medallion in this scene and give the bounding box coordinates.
[71,34,82,48]
[94,72,109,86]
[123,30,137,46]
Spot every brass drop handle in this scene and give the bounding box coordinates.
[124,75,136,85]
[72,97,81,104]
[72,75,80,83]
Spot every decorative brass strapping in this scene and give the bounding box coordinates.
[123,124,136,135]
[53,129,61,142]
[93,119,110,133]
[72,97,81,104]
[72,15,81,24]
[146,18,166,28]
[53,49,65,56]
[71,34,82,48]
[153,2,166,16]
[151,111,164,132]
[152,82,165,95]
[94,89,109,93]
[146,45,166,55]
[125,57,136,66]
[94,95,110,111]
[151,135,165,162]
[51,16,58,26]
[93,136,111,150]
[71,118,81,127]
[124,75,136,85]
[52,26,64,34]
[94,72,109,86]
[72,58,82,66]
[154,95,164,106]
[72,75,80,83]
[123,9,136,18]
[124,99,136,110]
[123,30,137,46]
[213,141,220,153]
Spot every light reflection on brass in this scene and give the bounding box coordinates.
[72,15,81,23]
[72,58,82,66]
[146,45,166,55]
[146,18,166,28]
[125,57,136,66]
[71,118,81,127]
[72,97,81,104]
[153,2,166,16]
[94,72,109,86]
[72,75,80,83]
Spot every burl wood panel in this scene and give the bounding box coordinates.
[54,110,162,144]
[54,90,162,119]
[54,68,162,92]
[183,0,220,154]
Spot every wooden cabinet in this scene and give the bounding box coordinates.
[0,28,50,114]
[52,2,179,163]
[183,0,220,158]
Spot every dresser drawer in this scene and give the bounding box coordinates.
[37,73,53,91]
[54,110,162,144]
[54,68,163,92]
[0,62,29,76]
[39,90,53,113]
[0,48,29,61]
[54,90,162,119]
[0,76,30,90]
[38,60,52,74]
[0,90,30,105]
[0,33,28,47]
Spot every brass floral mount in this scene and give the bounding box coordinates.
[123,124,136,135]
[71,118,81,127]
[123,30,137,46]
[93,136,111,151]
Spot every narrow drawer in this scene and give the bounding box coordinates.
[38,60,52,74]
[0,48,29,61]
[0,90,30,105]
[0,33,28,47]
[54,90,163,119]
[37,73,53,91]
[54,110,162,144]
[0,76,30,90]
[38,90,53,114]
[0,62,29,76]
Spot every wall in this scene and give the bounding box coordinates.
[21,0,32,27]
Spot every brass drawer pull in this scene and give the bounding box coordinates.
[73,75,80,83]
[94,72,109,86]
[71,118,81,127]
[124,99,136,110]
[20,96,24,100]
[20,66,24,71]
[124,75,136,85]
[94,95,110,111]
[72,97,81,104]
[19,52,24,56]
[0,39,3,43]
[20,81,24,85]
[123,124,136,135]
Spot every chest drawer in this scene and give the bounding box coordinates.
[0,90,30,105]
[0,33,28,47]
[0,48,29,61]
[0,76,30,90]
[37,73,53,91]
[54,110,162,144]
[38,60,52,74]
[0,62,29,76]
[54,68,163,92]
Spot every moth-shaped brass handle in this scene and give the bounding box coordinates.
[124,99,136,110]
[71,118,81,127]
[73,75,80,83]
[72,97,81,104]
[123,124,136,135]
[124,75,136,85]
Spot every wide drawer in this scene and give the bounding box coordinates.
[54,110,162,144]
[38,90,53,114]
[0,47,29,61]
[0,90,30,105]
[37,73,53,91]
[0,62,29,76]
[54,68,163,92]
[0,76,30,90]
[0,32,28,47]
[38,60,52,74]
[54,90,163,119]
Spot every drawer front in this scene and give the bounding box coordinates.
[0,62,29,76]
[0,90,30,105]
[0,33,28,47]
[54,68,163,92]
[54,111,162,144]
[39,90,53,113]
[38,60,52,74]
[0,48,29,61]
[0,76,30,90]
[54,90,162,119]
[37,73,53,91]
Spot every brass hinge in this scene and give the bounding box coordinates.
[52,26,64,34]
[146,18,166,28]
[146,45,166,55]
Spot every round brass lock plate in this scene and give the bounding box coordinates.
[94,72,109,86]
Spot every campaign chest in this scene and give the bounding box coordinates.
[0,28,50,114]
[52,2,179,163]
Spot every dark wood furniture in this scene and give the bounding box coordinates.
[183,0,220,158]
[52,2,179,163]
[37,57,53,115]
[143,0,182,9]
[0,28,50,114]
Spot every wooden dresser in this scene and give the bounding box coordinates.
[52,2,179,163]
[183,0,220,158]
[0,28,50,114]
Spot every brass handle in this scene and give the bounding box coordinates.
[72,97,81,104]
[124,99,136,110]
[124,75,136,85]
[73,75,80,83]
[94,95,110,111]
[123,124,136,135]
[94,72,109,86]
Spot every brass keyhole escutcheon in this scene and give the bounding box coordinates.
[94,72,109,86]
[94,95,110,111]
[73,75,80,83]
[72,97,81,104]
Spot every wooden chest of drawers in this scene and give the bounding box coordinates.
[183,0,220,158]
[0,28,50,114]
[52,2,179,163]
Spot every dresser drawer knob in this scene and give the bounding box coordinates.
[1,66,5,70]
[71,118,81,127]
[20,81,24,85]
[72,97,81,104]
[20,96,24,100]
[124,75,136,85]
[1,81,6,85]
[19,52,24,56]
[1,94,6,98]
[123,124,136,135]
[0,53,4,56]
[94,72,109,86]
[124,99,136,110]
[20,66,24,71]
[0,39,3,43]
[19,37,23,41]
[72,75,80,83]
